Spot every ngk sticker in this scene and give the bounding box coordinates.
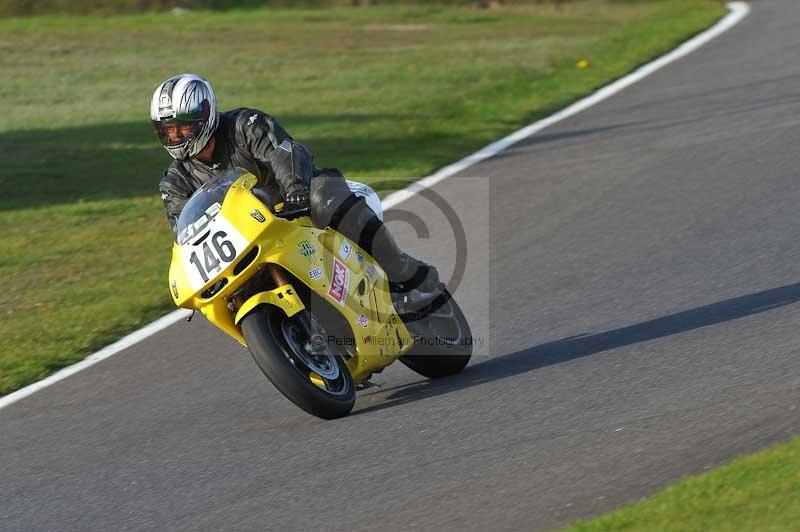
[328,258,350,305]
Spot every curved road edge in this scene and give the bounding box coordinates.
[0,1,751,412]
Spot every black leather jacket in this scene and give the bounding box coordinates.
[158,108,315,231]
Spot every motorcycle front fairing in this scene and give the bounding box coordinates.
[167,171,414,383]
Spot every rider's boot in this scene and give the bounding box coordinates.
[335,196,442,310]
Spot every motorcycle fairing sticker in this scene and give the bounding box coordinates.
[328,258,350,305]
[339,240,353,261]
[180,214,250,292]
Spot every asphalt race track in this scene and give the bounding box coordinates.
[3,3,800,531]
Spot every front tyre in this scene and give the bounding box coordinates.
[241,306,355,419]
[399,289,473,378]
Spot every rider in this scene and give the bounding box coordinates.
[152,73,440,299]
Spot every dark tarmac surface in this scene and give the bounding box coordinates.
[4,3,799,530]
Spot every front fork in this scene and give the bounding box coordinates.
[266,264,326,355]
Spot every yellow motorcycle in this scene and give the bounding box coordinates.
[168,170,472,419]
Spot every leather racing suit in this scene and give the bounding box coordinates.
[158,108,435,291]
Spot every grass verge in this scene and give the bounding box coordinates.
[0,0,726,394]
[564,435,800,531]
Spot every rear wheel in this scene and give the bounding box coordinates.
[241,306,355,419]
[399,289,472,378]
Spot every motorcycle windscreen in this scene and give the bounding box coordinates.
[175,175,237,245]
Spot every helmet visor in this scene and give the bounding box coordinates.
[151,100,210,148]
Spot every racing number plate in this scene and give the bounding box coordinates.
[180,214,250,292]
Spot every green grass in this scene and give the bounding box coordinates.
[0,1,725,395]
[565,435,800,531]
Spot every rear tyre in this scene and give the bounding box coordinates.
[241,306,355,419]
[399,289,473,378]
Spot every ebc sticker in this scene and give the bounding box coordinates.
[327,258,350,305]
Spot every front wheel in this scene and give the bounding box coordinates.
[399,289,473,378]
[241,306,355,419]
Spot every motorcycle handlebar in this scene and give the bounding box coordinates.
[250,188,311,221]
[274,206,312,220]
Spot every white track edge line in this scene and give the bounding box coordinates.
[0,309,191,409]
[0,2,749,411]
[382,1,750,209]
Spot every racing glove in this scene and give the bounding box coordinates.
[284,183,310,208]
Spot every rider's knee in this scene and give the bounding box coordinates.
[309,172,353,229]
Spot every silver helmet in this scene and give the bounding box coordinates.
[150,74,218,161]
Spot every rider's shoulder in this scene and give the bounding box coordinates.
[227,108,286,146]
[226,107,277,127]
